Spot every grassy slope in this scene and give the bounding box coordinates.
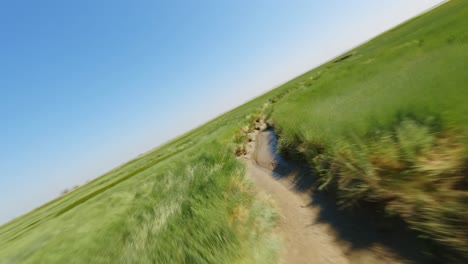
[0,101,280,263]
[270,0,468,258]
[1,0,466,262]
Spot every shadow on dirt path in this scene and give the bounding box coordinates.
[246,126,431,264]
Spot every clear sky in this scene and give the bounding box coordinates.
[0,0,445,224]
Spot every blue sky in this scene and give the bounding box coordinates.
[0,0,444,224]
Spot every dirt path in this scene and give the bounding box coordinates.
[241,122,423,264]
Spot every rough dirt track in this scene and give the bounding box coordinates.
[242,123,424,264]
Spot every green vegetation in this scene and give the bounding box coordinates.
[270,0,468,258]
[1,0,467,262]
[0,104,279,263]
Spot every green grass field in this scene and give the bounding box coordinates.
[0,101,283,263]
[270,0,468,258]
[1,0,467,262]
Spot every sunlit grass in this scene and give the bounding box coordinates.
[0,102,279,263]
[270,0,468,258]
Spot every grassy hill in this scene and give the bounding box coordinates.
[270,0,468,259]
[0,104,280,263]
[1,0,467,262]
